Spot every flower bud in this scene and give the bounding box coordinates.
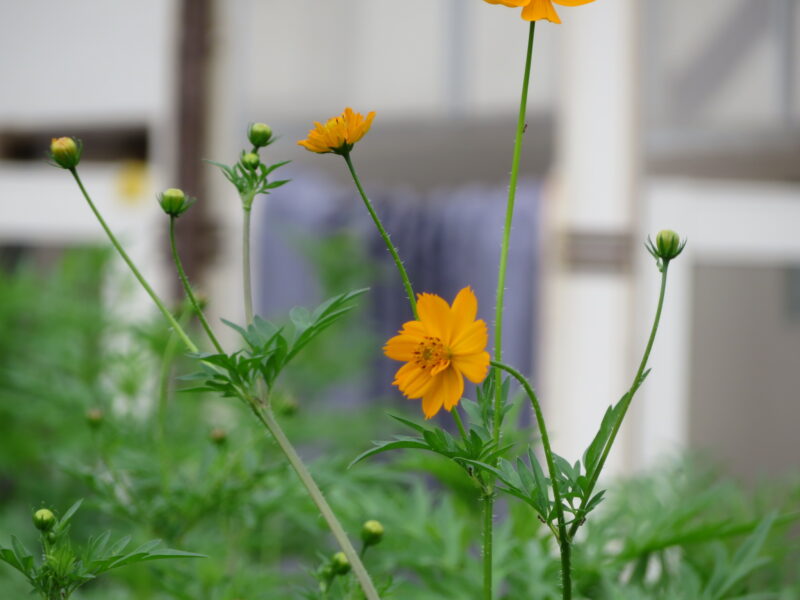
[241,152,260,171]
[361,520,384,547]
[85,408,104,430]
[330,551,351,576]
[33,508,56,532]
[248,122,273,148]
[646,229,686,267]
[157,188,194,217]
[210,428,227,446]
[50,137,82,169]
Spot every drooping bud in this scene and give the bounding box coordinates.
[33,508,56,532]
[157,188,194,218]
[361,520,384,547]
[646,229,686,269]
[330,552,351,576]
[50,137,82,170]
[248,122,273,148]
[85,408,104,430]
[241,152,260,171]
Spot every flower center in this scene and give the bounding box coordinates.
[413,336,450,371]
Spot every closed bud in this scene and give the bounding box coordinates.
[646,229,686,268]
[33,508,56,532]
[330,551,351,576]
[248,122,273,148]
[210,428,227,446]
[158,188,194,217]
[241,152,260,171]
[86,408,104,429]
[361,520,384,547]
[50,137,82,169]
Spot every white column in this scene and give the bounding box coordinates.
[541,0,640,475]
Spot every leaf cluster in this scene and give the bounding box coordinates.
[207,155,289,210]
[184,289,368,402]
[0,501,202,600]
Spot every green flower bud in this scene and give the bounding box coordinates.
[210,428,227,446]
[646,229,686,268]
[157,188,194,217]
[361,520,384,547]
[241,152,260,171]
[33,508,56,532]
[85,408,104,430]
[50,137,82,169]
[248,122,273,148]
[330,551,351,576]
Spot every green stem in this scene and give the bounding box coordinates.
[483,22,536,600]
[69,168,198,354]
[567,264,671,540]
[481,494,494,600]
[491,360,571,599]
[169,217,225,354]
[243,208,255,324]
[342,152,417,319]
[493,21,536,443]
[251,405,381,600]
[452,406,468,440]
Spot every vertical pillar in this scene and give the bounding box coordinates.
[541,0,640,475]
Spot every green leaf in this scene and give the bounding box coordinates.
[349,438,430,467]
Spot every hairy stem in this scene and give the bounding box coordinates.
[243,208,254,324]
[251,404,381,600]
[169,217,225,353]
[69,169,198,353]
[568,264,671,539]
[491,360,571,599]
[485,22,536,600]
[343,152,417,319]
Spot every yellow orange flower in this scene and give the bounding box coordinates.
[483,0,596,23]
[297,107,376,155]
[384,287,490,419]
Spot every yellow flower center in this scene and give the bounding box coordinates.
[414,336,451,372]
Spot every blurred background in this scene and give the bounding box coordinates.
[1,0,799,547]
[1,1,800,598]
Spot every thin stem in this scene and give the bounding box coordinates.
[452,406,468,440]
[481,495,494,600]
[169,217,225,354]
[483,22,536,600]
[243,208,255,324]
[493,21,536,443]
[568,264,671,539]
[342,152,417,319]
[251,404,381,600]
[491,360,571,599]
[69,169,198,354]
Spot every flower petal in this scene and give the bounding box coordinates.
[421,367,464,418]
[553,0,595,6]
[451,287,478,328]
[416,293,452,341]
[451,320,488,356]
[453,352,491,384]
[393,362,433,399]
[521,0,562,22]
[383,334,420,361]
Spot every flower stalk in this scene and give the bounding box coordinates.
[68,168,198,354]
[343,152,418,319]
[485,21,537,600]
[168,216,225,354]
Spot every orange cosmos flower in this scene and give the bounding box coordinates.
[483,0,596,24]
[384,287,491,419]
[297,107,376,155]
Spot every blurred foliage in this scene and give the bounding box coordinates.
[0,245,798,599]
